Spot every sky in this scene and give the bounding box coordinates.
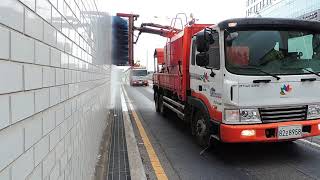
[98,0,247,70]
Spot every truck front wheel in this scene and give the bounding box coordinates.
[193,111,211,147]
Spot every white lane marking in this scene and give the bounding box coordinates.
[298,139,320,149]
[120,87,147,180]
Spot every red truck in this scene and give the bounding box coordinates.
[151,18,320,147]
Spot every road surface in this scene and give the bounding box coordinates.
[124,84,320,180]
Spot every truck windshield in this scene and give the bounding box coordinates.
[131,70,147,76]
[225,30,320,76]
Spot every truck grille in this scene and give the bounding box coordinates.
[259,106,307,123]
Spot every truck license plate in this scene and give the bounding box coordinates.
[277,125,302,139]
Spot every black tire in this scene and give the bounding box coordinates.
[154,92,160,112]
[193,110,211,147]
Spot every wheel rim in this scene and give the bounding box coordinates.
[196,118,206,137]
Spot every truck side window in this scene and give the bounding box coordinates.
[208,32,220,69]
[191,39,196,65]
[288,34,313,59]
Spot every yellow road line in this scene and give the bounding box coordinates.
[122,86,168,180]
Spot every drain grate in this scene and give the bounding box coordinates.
[107,92,131,180]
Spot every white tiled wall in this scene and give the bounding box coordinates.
[0,0,112,180]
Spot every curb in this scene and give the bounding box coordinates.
[121,86,147,180]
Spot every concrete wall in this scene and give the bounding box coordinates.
[0,0,112,180]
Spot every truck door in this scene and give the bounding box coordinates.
[190,30,223,114]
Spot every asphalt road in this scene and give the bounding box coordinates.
[124,84,320,180]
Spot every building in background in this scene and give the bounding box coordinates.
[246,0,320,20]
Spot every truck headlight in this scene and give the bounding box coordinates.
[307,104,320,119]
[224,109,261,124]
[225,110,240,123]
[240,109,261,123]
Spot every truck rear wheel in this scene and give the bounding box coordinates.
[154,92,160,112]
[193,111,211,147]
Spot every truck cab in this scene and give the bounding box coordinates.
[189,18,320,143]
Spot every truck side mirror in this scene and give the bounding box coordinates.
[196,29,215,52]
[196,52,209,67]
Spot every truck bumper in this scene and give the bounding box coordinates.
[219,120,320,143]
